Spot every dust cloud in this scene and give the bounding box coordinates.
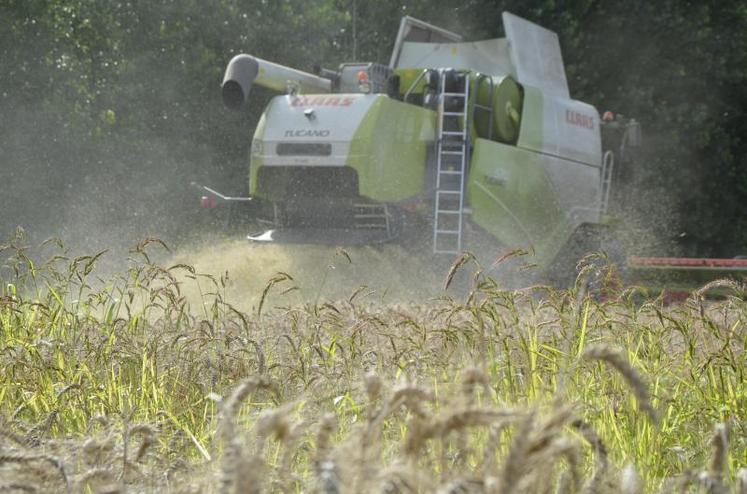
[168,238,451,312]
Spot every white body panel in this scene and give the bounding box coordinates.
[549,97,601,166]
[255,93,375,167]
[517,87,602,167]
[502,12,569,98]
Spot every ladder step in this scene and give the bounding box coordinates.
[435,229,460,235]
[437,190,461,195]
[438,170,462,175]
[441,131,465,136]
[436,210,462,214]
[442,92,466,97]
[442,112,465,116]
[440,150,464,155]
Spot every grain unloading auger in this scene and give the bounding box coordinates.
[200,12,645,279]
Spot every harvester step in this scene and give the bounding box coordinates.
[436,190,463,196]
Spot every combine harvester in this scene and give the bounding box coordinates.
[200,12,747,289]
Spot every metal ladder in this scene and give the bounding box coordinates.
[433,70,470,254]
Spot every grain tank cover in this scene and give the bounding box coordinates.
[395,39,514,77]
[390,12,570,98]
[389,16,462,68]
[502,12,569,98]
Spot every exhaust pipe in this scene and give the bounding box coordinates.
[222,54,333,110]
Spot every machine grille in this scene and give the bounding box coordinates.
[276,142,332,156]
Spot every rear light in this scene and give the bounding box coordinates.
[201,196,217,209]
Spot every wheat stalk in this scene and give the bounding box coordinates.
[219,376,275,494]
[0,453,70,492]
[494,411,535,494]
[619,463,642,494]
[735,469,747,494]
[583,345,659,425]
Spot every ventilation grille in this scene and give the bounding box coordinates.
[276,142,332,156]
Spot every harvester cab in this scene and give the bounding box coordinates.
[202,11,641,278]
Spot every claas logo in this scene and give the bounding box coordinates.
[565,109,595,130]
[289,96,357,107]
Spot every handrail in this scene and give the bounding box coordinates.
[600,150,614,215]
[403,69,430,103]
[191,182,253,202]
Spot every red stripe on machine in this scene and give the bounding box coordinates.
[629,257,747,268]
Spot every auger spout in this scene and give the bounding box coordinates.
[222,54,332,110]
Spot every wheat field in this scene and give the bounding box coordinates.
[0,234,745,493]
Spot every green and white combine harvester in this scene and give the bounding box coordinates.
[200,12,747,287]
